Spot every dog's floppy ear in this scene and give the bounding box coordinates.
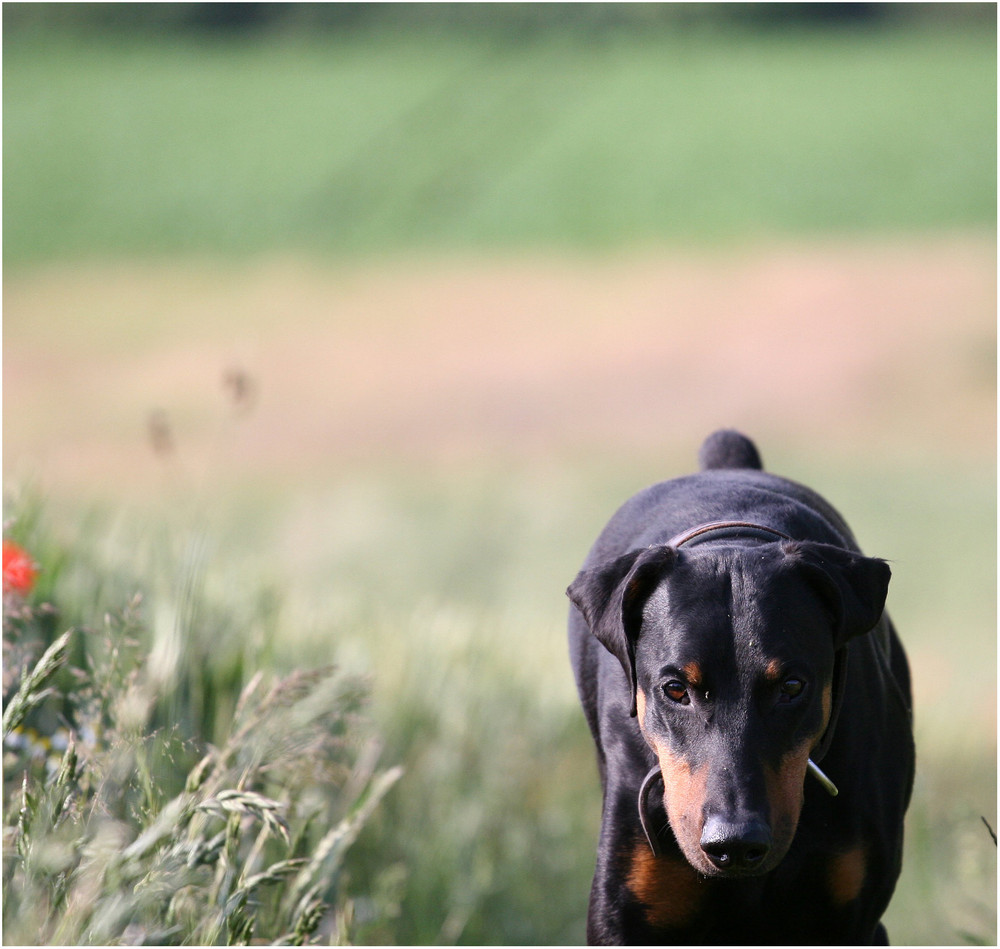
[567,545,676,716]
[782,541,890,649]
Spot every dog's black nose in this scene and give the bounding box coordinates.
[700,818,773,872]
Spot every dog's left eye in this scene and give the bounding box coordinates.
[663,680,690,705]
[779,677,804,702]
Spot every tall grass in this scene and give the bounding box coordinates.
[2,506,402,945]
[5,448,993,944]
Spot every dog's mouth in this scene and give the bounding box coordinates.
[643,759,797,878]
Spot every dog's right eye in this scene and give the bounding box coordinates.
[663,680,690,705]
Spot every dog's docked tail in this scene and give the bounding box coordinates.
[698,429,763,471]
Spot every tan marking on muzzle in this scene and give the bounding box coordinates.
[627,844,707,929]
[764,740,810,849]
[655,745,711,871]
[636,686,708,866]
[764,682,834,850]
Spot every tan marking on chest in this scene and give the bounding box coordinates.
[627,845,707,929]
[828,846,867,905]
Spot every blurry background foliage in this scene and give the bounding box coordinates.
[4,1,995,36]
[3,2,997,262]
[3,2,996,945]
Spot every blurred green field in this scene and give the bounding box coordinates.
[2,26,996,263]
[4,18,997,947]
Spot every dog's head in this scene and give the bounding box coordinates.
[567,540,889,877]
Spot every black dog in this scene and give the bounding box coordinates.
[567,431,914,944]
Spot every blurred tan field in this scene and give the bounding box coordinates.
[5,233,995,492]
[6,233,996,746]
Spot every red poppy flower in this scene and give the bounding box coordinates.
[3,541,38,595]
